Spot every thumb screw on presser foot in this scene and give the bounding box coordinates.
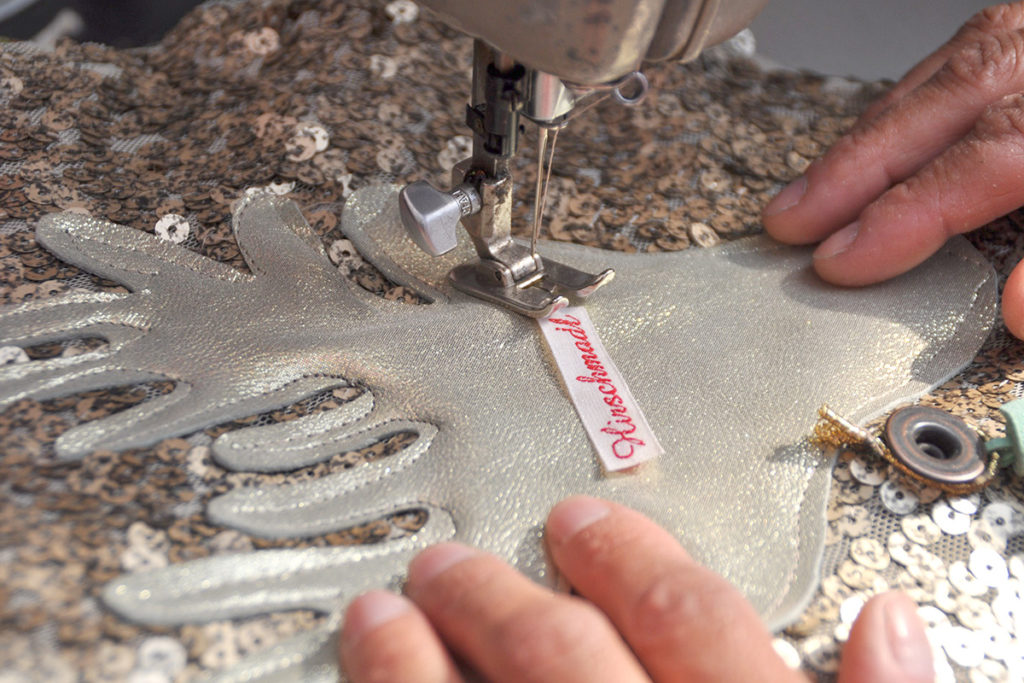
[399,181,481,256]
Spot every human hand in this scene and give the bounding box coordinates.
[762,3,1024,338]
[339,496,935,682]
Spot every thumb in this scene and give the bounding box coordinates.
[838,592,935,683]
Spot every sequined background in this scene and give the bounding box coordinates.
[0,0,1021,680]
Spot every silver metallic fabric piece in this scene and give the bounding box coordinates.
[0,186,995,681]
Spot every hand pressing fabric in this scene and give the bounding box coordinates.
[339,496,934,682]
[763,3,1024,338]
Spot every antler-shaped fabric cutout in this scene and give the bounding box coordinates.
[0,186,995,681]
[1,197,363,455]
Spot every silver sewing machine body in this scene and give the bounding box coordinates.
[399,0,768,316]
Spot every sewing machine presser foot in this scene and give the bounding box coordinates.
[449,255,614,318]
[399,173,613,318]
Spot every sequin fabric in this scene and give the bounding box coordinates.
[0,1,1020,681]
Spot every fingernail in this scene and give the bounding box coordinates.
[883,594,935,679]
[764,176,807,216]
[342,590,412,647]
[814,221,859,259]
[546,496,611,545]
[408,542,478,589]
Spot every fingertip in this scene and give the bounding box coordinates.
[813,221,861,260]
[810,253,873,289]
[407,543,479,595]
[809,220,884,287]
[546,496,611,547]
[340,590,462,683]
[762,176,819,245]
[341,590,414,649]
[1001,261,1024,340]
[764,176,808,219]
[762,215,810,245]
[762,167,859,246]
[547,497,689,566]
[839,591,934,683]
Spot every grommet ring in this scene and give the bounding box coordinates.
[884,406,986,486]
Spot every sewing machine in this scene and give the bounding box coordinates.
[398,0,768,316]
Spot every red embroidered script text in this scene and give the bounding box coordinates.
[548,315,646,459]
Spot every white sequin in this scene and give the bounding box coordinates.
[949,493,981,515]
[956,595,996,630]
[120,546,168,573]
[329,239,365,277]
[992,585,1023,635]
[918,604,951,631]
[0,346,29,365]
[823,575,855,604]
[1010,556,1024,580]
[127,522,170,554]
[243,27,280,56]
[849,456,886,485]
[838,560,881,591]
[942,626,987,668]
[385,0,418,24]
[437,135,472,172]
[154,214,190,244]
[972,659,1008,683]
[839,595,866,623]
[208,530,254,554]
[245,182,294,198]
[902,513,942,546]
[800,634,840,673]
[835,505,871,537]
[907,546,948,585]
[850,537,889,570]
[980,627,1014,662]
[136,636,186,676]
[0,72,24,98]
[880,479,918,515]
[369,54,398,80]
[1004,641,1024,676]
[969,519,1009,554]
[982,502,1021,537]
[198,622,240,670]
[970,547,1010,588]
[932,500,972,535]
[951,560,989,597]
[933,579,959,613]
[888,531,917,567]
[932,652,957,683]
[771,638,801,669]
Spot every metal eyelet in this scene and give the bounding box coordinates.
[884,406,986,486]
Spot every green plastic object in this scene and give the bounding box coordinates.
[986,398,1024,476]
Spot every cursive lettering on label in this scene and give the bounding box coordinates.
[550,315,648,460]
[540,308,663,472]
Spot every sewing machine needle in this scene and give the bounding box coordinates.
[530,125,559,259]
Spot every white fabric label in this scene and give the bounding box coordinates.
[538,306,663,472]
